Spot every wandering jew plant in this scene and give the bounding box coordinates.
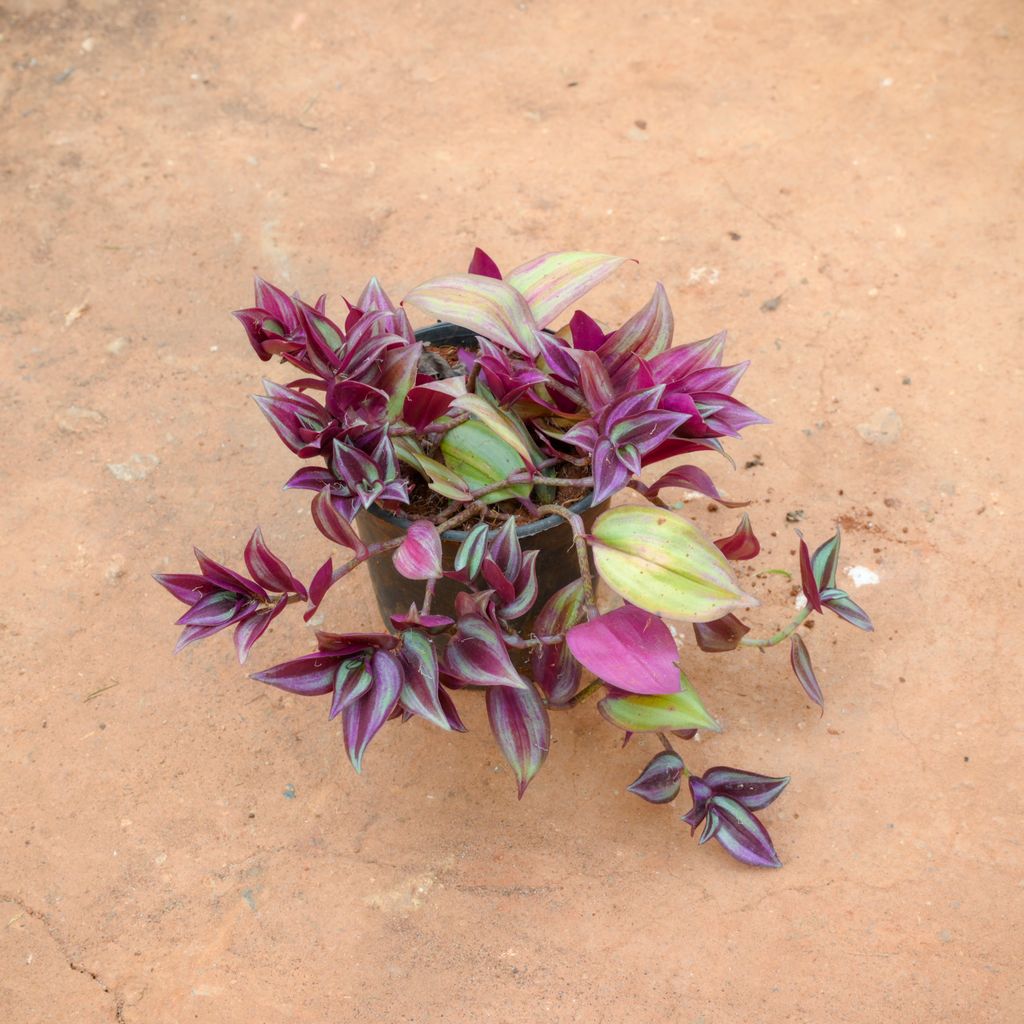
[156,250,872,869]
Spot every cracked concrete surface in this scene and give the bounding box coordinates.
[1,0,1022,1021]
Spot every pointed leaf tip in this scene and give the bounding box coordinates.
[790,633,824,709]
[486,683,550,798]
[628,751,685,804]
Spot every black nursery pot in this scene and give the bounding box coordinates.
[356,495,606,636]
[356,321,605,635]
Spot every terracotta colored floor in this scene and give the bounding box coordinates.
[2,1,1021,1021]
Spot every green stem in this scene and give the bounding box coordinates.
[739,606,810,648]
[656,731,692,775]
[564,679,603,708]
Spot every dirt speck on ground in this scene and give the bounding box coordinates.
[1,1,1022,1022]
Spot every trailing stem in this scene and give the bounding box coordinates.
[739,607,811,648]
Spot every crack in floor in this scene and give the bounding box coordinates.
[2,892,125,1022]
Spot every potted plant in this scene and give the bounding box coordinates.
[155,249,871,868]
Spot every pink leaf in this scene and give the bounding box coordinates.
[566,605,681,695]
[393,520,443,581]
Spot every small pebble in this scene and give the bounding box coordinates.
[107,453,159,481]
[857,407,902,445]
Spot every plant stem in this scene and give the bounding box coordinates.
[564,679,603,708]
[627,478,673,511]
[421,577,438,616]
[534,503,598,618]
[502,632,565,650]
[388,413,470,437]
[739,606,810,648]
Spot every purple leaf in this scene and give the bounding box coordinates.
[443,613,528,690]
[714,513,761,561]
[487,516,523,581]
[449,522,489,584]
[797,533,823,612]
[342,650,404,772]
[566,605,681,695]
[601,282,674,361]
[393,520,443,581]
[699,796,782,869]
[695,392,769,437]
[790,633,823,709]
[176,591,250,628]
[193,548,267,601]
[389,605,455,634]
[244,528,307,598]
[402,380,459,431]
[304,557,333,622]
[497,550,539,620]
[576,350,616,410]
[283,466,335,492]
[233,596,287,664]
[253,275,297,328]
[646,465,749,507]
[821,589,874,632]
[251,651,341,696]
[692,614,750,652]
[467,247,503,279]
[701,767,790,811]
[531,580,586,705]
[397,630,452,731]
[316,630,399,653]
[438,688,467,732]
[627,751,685,804]
[355,275,396,313]
[173,623,223,654]
[569,310,607,351]
[682,775,715,833]
[329,660,373,721]
[153,572,219,607]
[311,488,367,553]
[590,438,632,505]
[486,683,550,798]
[680,361,749,396]
[608,410,691,455]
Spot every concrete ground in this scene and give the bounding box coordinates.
[1,1,1021,1021]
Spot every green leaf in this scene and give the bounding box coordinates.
[394,437,474,501]
[441,420,530,505]
[505,251,630,329]
[451,393,541,470]
[598,673,719,732]
[591,504,758,622]
[403,274,540,356]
